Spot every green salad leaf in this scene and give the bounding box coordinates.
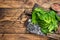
[32,7,60,34]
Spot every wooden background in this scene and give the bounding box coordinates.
[0,0,60,40]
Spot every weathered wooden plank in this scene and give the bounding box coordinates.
[0,8,32,21]
[0,15,28,28]
[0,28,26,34]
[0,34,3,40]
[0,19,27,34]
[2,34,48,40]
[0,0,35,8]
[0,20,27,34]
[0,1,24,8]
[0,8,25,17]
[47,33,60,40]
[0,0,60,8]
[0,20,26,34]
[0,8,25,21]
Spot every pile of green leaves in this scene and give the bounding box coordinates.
[32,7,60,34]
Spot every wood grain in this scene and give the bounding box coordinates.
[0,0,60,40]
[0,0,35,8]
[0,28,26,34]
[0,0,60,8]
[1,34,48,40]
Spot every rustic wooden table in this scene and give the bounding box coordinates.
[0,0,60,40]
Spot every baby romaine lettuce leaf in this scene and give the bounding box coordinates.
[32,7,60,34]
